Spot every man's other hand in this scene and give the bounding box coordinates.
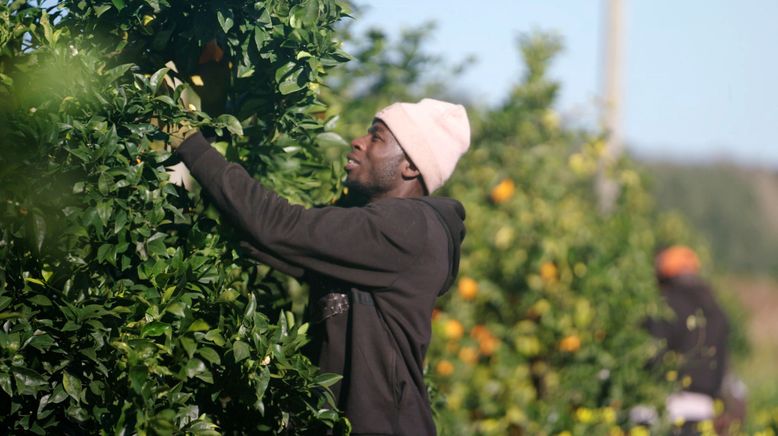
[164,121,198,149]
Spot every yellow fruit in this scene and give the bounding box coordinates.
[444,319,465,341]
[575,407,594,423]
[457,277,479,300]
[533,299,551,316]
[539,262,558,283]
[602,407,616,424]
[515,336,541,357]
[490,179,515,204]
[559,335,581,352]
[436,360,454,376]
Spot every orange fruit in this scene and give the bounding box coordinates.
[479,336,499,356]
[559,335,581,352]
[198,39,224,65]
[490,179,515,204]
[436,360,455,376]
[444,319,465,341]
[457,277,479,300]
[458,346,479,365]
[470,325,490,341]
[539,262,558,283]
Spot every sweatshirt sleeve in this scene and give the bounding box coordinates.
[177,132,426,288]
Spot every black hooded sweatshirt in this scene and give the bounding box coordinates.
[645,275,730,397]
[177,132,465,435]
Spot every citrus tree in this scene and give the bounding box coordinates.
[0,0,351,433]
[428,34,673,435]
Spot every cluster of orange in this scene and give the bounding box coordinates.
[434,319,502,376]
[471,325,499,357]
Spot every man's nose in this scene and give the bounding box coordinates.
[351,135,367,150]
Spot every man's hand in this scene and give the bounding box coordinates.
[163,120,198,149]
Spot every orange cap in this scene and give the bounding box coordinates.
[655,245,700,279]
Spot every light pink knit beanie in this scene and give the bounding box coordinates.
[375,98,470,193]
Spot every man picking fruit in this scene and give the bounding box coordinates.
[168,98,470,435]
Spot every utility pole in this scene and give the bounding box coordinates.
[597,0,625,214]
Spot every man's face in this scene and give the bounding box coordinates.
[345,120,407,197]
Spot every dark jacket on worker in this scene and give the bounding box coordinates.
[646,274,730,397]
[177,132,465,435]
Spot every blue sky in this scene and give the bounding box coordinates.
[350,1,778,167]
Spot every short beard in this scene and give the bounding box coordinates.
[345,152,405,200]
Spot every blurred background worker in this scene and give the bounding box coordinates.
[646,246,742,435]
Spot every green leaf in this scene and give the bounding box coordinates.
[316,132,348,148]
[185,358,206,378]
[274,61,297,83]
[97,243,112,262]
[62,371,82,401]
[142,321,170,337]
[290,2,319,29]
[216,114,243,136]
[94,4,111,16]
[155,95,176,106]
[254,28,269,49]
[111,0,125,11]
[204,330,226,347]
[13,368,47,396]
[50,384,68,404]
[29,295,52,306]
[24,277,45,286]
[187,319,210,332]
[198,347,221,365]
[149,67,170,94]
[217,11,234,33]
[166,302,186,318]
[98,172,113,194]
[180,337,196,359]
[96,201,112,226]
[30,212,46,253]
[278,69,305,95]
[130,366,145,393]
[232,340,250,363]
[244,293,257,319]
[0,373,12,396]
[103,63,133,82]
[314,373,342,388]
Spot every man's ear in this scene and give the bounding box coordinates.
[401,157,421,179]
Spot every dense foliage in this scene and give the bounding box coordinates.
[0,0,351,433]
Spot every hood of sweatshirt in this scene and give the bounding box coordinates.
[413,196,466,296]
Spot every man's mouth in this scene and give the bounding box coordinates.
[345,154,360,171]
